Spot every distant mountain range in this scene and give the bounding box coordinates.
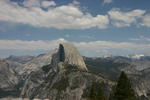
[0,43,150,100]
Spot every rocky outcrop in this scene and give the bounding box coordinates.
[84,56,150,99]
[0,59,21,98]
[58,43,87,71]
[128,68,150,97]
[20,49,57,75]
[51,43,88,72]
[6,55,34,64]
[0,59,19,90]
[21,43,113,100]
[21,64,113,100]
[1,42,150,99]
[20,42,88,76]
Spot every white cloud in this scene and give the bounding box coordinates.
[0,39,67,50]
[0,0,149,29]
[41,1,56,8]
[103,0,113,4]
[141,14,150,27]
[23,0,41,8]
[108,8,146,27]
[75,40,150,51]
[0,39,150,57]
[69,0,80,7]
[0,0,109,29]
[23,0,56,8]
[130,36,150,41]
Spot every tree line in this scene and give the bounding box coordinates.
[88,71,138,100]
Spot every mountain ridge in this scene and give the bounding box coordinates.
[20,43,113,100]
[0,43,150,100]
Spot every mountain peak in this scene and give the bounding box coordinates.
[57,42,88,71]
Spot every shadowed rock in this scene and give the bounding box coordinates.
[58,43,88,71]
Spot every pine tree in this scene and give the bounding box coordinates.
[110,71,137,100]
[97,87,106,100]
[89,82,106,100]
[89,84,96,100]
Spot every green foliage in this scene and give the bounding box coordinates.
[0,89,20,98]
[139,95,149,100]
[110,71,137,100]
[147,90,150,97]
[42,64,52,73]
[89,84,96,100]
[52,76,69,91]
[88,82,106,100]
[64,64,80,75]
[85,58,130,80]
[0,80,24,98]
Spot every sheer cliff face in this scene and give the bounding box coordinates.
[51,43,88,72]
[58,43,87,71]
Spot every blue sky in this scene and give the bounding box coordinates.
[0,0,150,57]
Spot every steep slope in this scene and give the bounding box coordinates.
[0,59,20,98]
[132,60,150,71]
[59,43,87,71]
[51,43,88,72]
[6,55,34,64]
[20,49,57,75]
[128,68,150,97]
[0,59,19,89]
[84,56,150,99]
[84,57,131,80]
[21,43,113,100]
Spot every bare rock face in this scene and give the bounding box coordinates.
[19,43,87,76]
[53,43,88,71]
[0,59,19,90]
[60,43,87,71]
[21,64,113,100]
[128,68,150,97]
[6,55,34,64]
[20,49,57,75]
[21,43,113,100]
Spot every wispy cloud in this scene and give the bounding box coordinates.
[108,8,146,27]
[130,36,150,42]
[0,39,150,57]
[0,39,66,50]
[103,0,113,5]
[141,14,150,27]
[23,0,56,8]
